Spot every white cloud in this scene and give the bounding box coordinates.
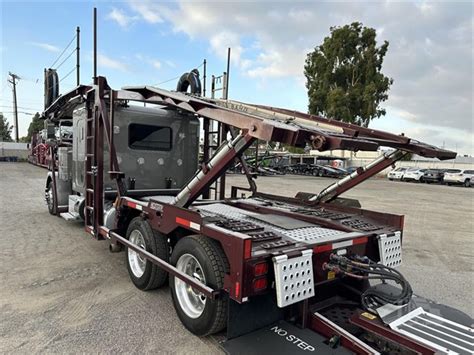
[107,7,138,28]
[165,60,176,68]
[134,53,163,70]
[128,1,164,24]
[150,60,161,69]
[28,42,60,53]
[97,53,128,72]
[209,31,243,66]
[128,1,473,153]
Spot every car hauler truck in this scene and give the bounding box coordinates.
[41,73,473,354]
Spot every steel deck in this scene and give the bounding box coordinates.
[196,202,365,245]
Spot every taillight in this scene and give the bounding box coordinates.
[244,239,252,259]
[253,262,268,276]
[253,277,267,291]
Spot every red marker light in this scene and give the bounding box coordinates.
[254,262,268,276]
[253,278,267,291]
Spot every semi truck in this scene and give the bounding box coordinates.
[40,73,472,354]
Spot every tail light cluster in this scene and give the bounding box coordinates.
[252,261,269,292]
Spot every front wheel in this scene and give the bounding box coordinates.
[46,181,55,215]
[465,179,471,188]
[170,235,229,336]
[125,217,169,290]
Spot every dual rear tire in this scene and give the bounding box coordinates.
[170,235,229,336]
[125,217,169,290]
[125,219,228,335]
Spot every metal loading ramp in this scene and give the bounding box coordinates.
[388,307,474,354]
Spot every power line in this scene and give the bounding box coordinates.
[50,34,76,69]
[60,67,76,83]
[1,111,34,116]
[156,74,182,86]
[155,60,205,86]
[43,66,76,94]
[55,48,76,70]
[0,104,39,111]
[0,97,43,104]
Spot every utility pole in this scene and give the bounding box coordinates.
[8,72,20,142]
[203,59,207,97]
[225,47,231,99]
[76,26,80,86]
[93,7,97,83]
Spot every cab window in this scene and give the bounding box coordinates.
[129,124,172,151]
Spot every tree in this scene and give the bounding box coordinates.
[304,22,393,127]
[26,112,43,141]
[0,113,14,142]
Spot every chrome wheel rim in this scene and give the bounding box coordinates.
[175,253,206,319]
[128,230,146,278]
[47,185,53,210]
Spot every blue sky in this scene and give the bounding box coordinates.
[1,1,472,155]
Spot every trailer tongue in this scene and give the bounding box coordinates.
[41,74,472,354]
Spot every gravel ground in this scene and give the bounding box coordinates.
[1,163,472,353]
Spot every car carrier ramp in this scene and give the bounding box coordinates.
[388,307,474,354]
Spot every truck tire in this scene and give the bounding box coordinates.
[125,217,169,290]
[170,235,229,336]
[46,181,55,215]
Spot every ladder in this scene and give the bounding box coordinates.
[84,91,102,238]
[84,79,126,238]
[202,73,229,200]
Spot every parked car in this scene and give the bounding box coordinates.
[311,165,343,178]
[422,169,445,184]
[443,169,474,187]
[387,167,407,181]
[345,166,360,174]
[324,166,349,176]
[401,168,427,182]
[284,163,309,175]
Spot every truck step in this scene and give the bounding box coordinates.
[388,307,474,354]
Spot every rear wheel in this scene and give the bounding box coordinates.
[170,235,229,336]
[465,179,471,188]
[125,217,169,290]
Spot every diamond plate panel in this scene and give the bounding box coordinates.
[273,250,315,308]
[378,232,402,268]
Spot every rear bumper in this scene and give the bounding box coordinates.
[402,176,420,181]
[443,178,464,184]
[423,176,441,182]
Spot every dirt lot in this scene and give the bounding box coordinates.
[1,163,473,353]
